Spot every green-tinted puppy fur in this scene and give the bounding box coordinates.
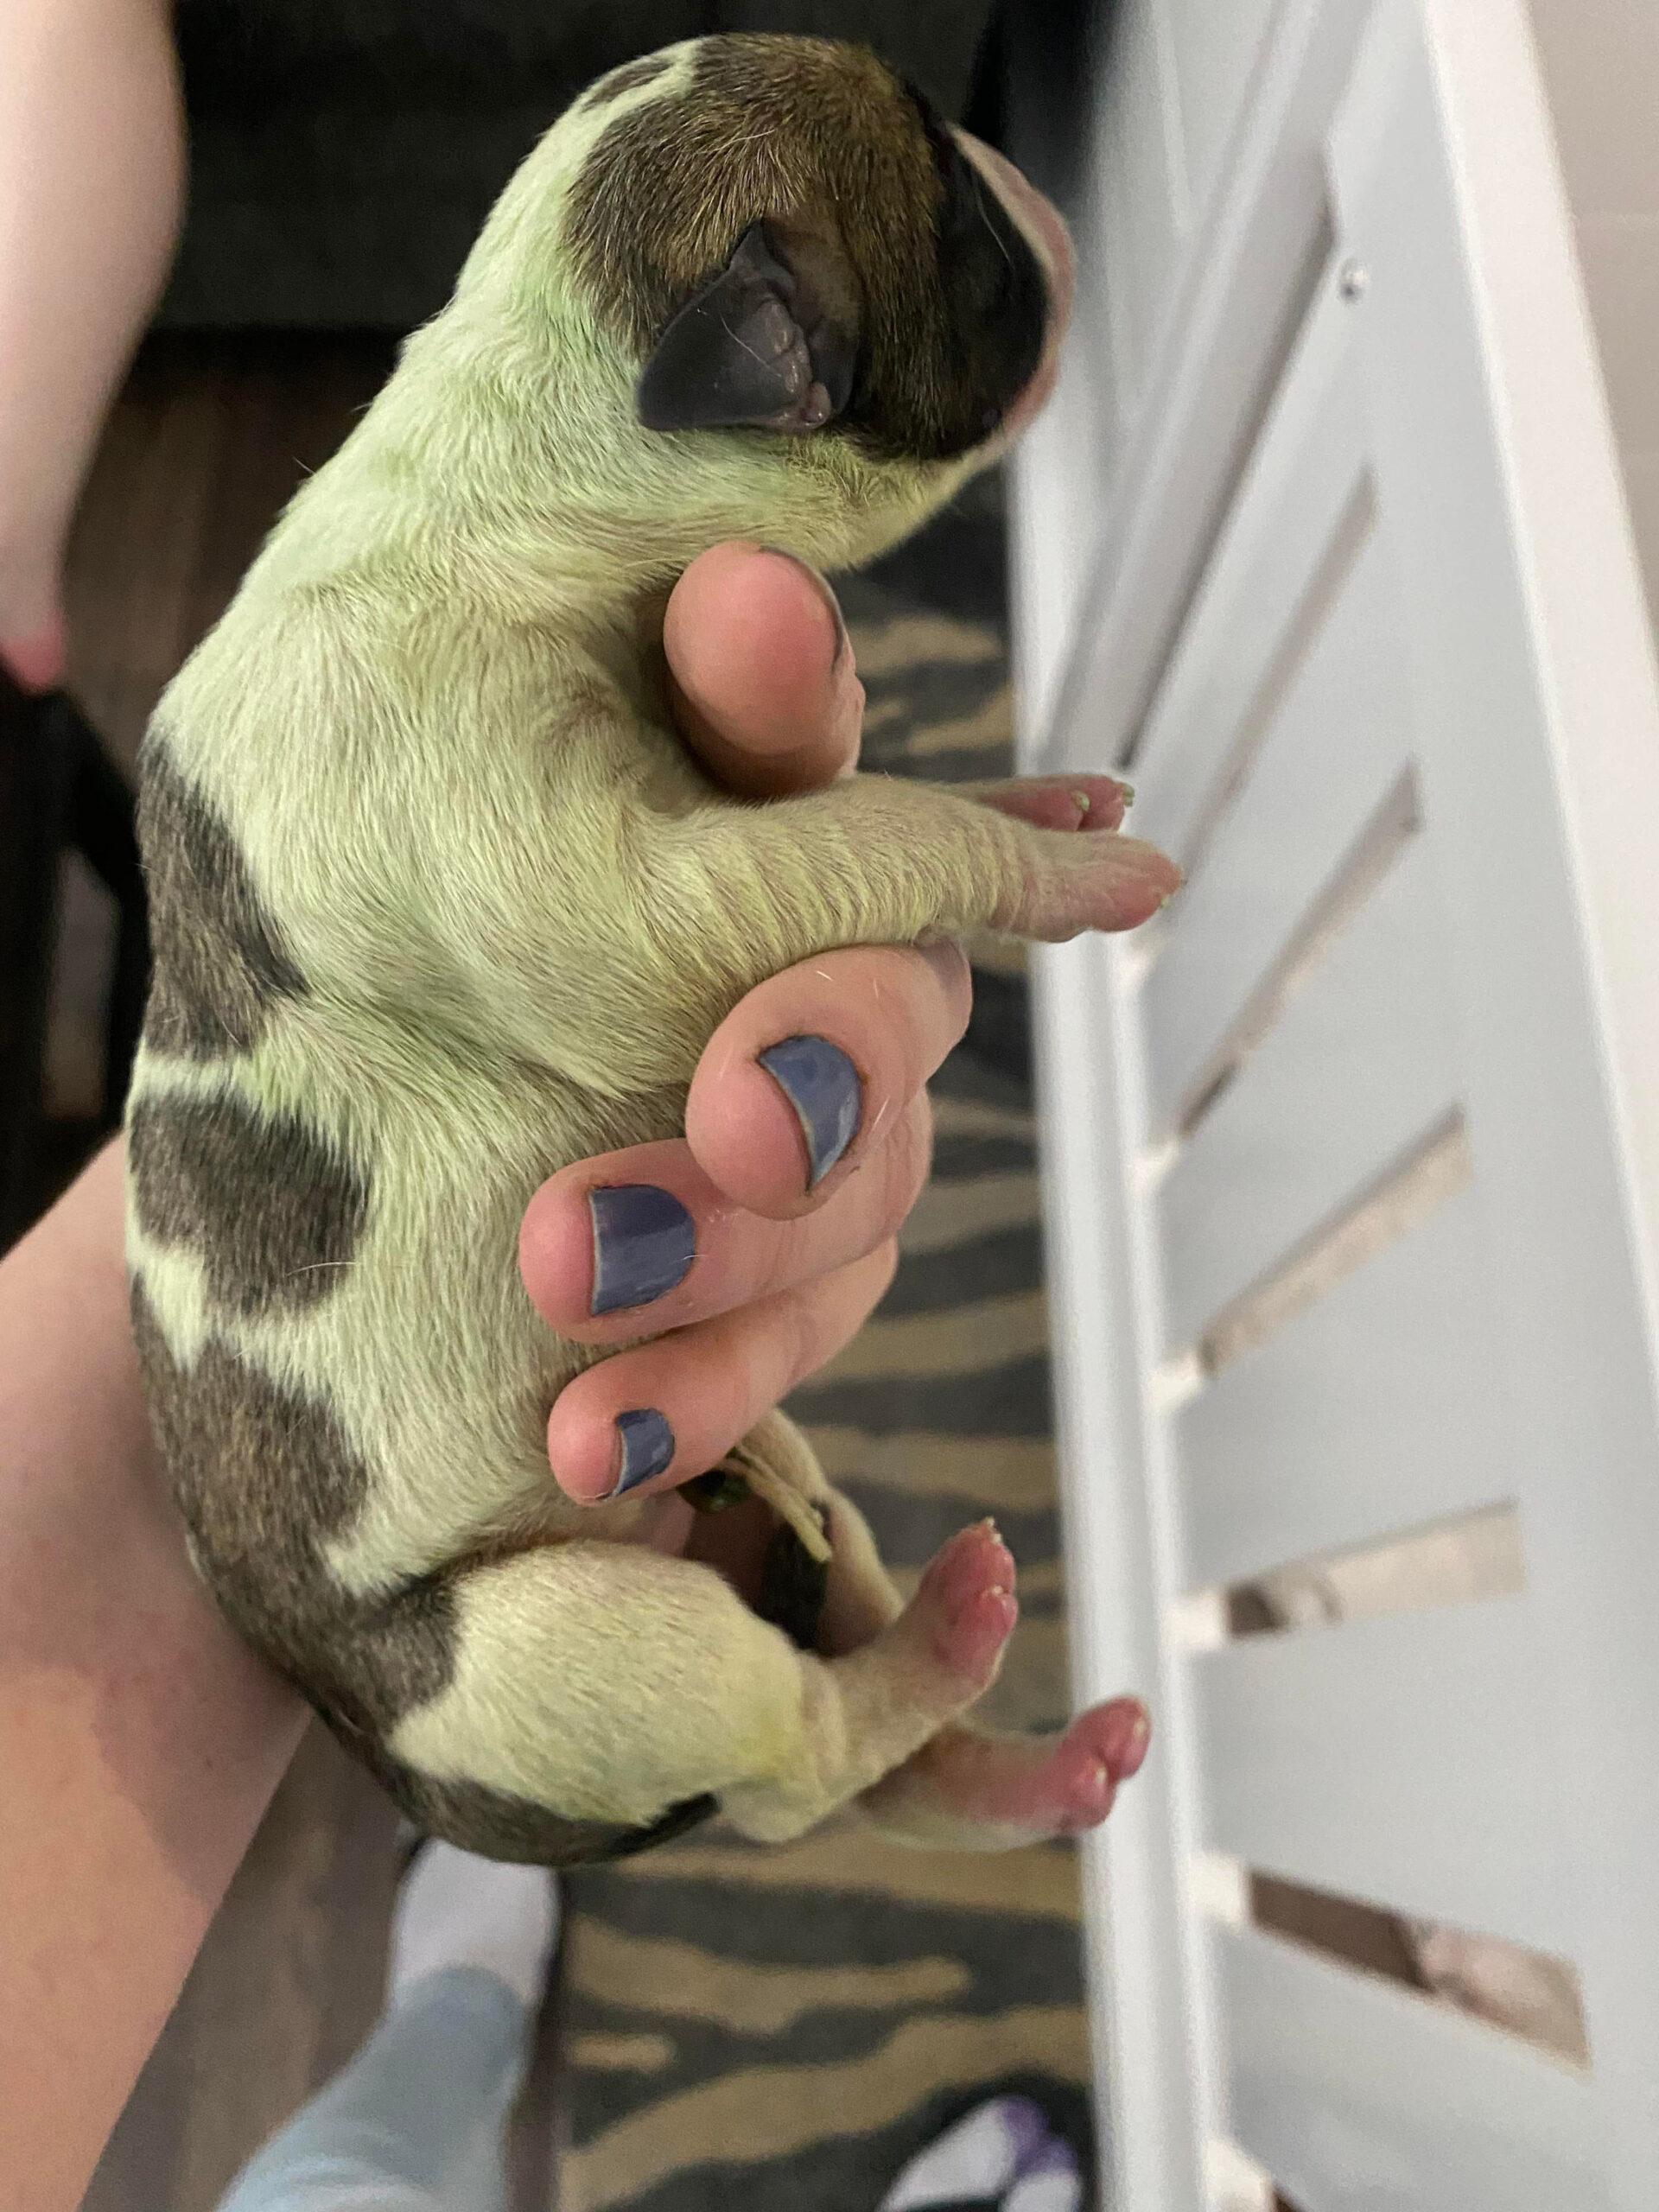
[125,37,1135,1860]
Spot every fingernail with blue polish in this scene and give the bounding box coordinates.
[611,1408,676,1497]
[758,1034,862,1189]
[588,1185,696,1316]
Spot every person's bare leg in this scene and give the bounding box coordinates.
[0,0,184,688]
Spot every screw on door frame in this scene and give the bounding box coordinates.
[1338,257,1369,301]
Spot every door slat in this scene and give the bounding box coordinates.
[1216,1924,1605,2211]
[1194,1597,1576,1956]
[1176,1185,1508,1592]
[1158,831,1460,1351]
[1130,290,1371,868]
[1142,525,1414,1135]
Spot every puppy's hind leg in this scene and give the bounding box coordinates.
[812,1488,1154,1850]
[378,1527,1019,1856]
[696,1418,1155,1850]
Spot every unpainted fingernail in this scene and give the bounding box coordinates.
[609,1408,676,1497]
[758,1033,862,1188]
[759,545,848,671]
[916,933,969,990]
[588,1185,696,1315]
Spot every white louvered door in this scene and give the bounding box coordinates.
[1010,2,1659,2207]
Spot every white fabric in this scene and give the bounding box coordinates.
[387,1843,557,2009]
[880,2098,1037,2210]
[1003,2171,1082,2212]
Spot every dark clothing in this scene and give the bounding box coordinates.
[161,1,998,330]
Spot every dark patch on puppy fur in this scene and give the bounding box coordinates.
[585,54,672,109]
[565,34,1046,462]
[137,744,308,1058]
[383,1770,715,1866]
[899,81,1049,450]
[130,1283,715,1863]
[130,1281,386,1691]
[129,1092,369,1317]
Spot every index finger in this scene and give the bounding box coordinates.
[663,542,862,798]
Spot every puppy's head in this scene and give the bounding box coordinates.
[455,35,1073,565]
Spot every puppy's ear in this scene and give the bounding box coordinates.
[637,223,855,435]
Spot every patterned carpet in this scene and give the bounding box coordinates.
[555,481,1099,2212]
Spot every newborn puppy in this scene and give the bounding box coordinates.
[125,35,1173,1861]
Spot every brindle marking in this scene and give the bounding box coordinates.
[130,1281,391,1694]
[389,1772,715,1867]
[137,744,308,1058]
[130,1281,718,1864]
[584,54,672,108]
[565,35,1046,464]
[128,1091,369,1318]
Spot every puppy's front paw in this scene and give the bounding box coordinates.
[1001,823,1181,943]
[967,772,1132,835]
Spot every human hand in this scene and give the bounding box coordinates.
[518,543,1156,1522]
